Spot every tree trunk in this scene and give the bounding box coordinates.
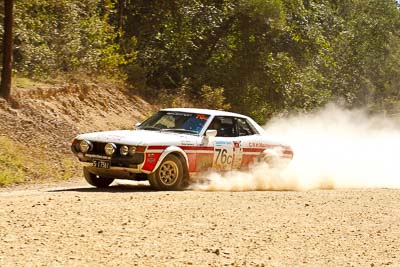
[118,0,124,32]
[0,0,14,101]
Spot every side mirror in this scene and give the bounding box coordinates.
[205,129,217,137]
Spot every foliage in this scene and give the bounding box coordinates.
[11,0,127,78]
[155,81,230,111]
[115,0,400,122]
[1,0,400,122]
[198,85,231,111]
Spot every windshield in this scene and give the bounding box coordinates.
[138,111,210,135]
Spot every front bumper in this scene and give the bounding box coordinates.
[83,165,146,180]
[76,152,145,168]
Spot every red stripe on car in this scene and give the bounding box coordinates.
[142,153,162,172]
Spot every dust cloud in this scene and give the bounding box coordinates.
[192,104,400,191]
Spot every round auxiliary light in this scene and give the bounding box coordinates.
[128,146,137,156]
[120,145,129,156]
[79,140,92,153]
[105,143,117,156]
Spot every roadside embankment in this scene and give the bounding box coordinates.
[0,80,154,186]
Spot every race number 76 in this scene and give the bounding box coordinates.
[215,148,233,165]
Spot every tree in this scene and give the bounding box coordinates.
[0,0,13,101]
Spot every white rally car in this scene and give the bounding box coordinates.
[71,108,293,190]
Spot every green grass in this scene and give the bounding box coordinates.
[0,137,28,186]
[60,157,75,181]
[0,137,77,186]
[11,76,50,91]
[0,169,25,186]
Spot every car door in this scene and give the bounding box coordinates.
[232,117,260,170]
[207,116,241,171]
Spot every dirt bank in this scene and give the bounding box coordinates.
[0,81,154,185]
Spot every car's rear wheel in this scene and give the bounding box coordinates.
[258,149,279,167]
[148,154,185,190]
[83,167,114,188]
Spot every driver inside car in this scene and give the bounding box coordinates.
[208,118,222,136]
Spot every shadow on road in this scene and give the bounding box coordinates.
[47,183,158,193]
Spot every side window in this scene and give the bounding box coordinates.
[235,118,256,136]
[208,116,237,137]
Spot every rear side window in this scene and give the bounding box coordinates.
[235,118,256,136]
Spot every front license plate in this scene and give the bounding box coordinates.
[93,159,111,169]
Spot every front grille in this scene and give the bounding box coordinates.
[85,142,145,166]
[112,154,145,167]
[92,142,107,155]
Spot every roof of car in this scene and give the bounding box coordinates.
[161,108,248,118]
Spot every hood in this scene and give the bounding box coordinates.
[75,130,198,146]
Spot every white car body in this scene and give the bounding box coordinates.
[71,108,293,189]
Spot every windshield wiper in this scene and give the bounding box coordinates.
[138,126,160,131]
[161,128,198,134]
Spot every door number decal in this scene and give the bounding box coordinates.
[215,148,233,165]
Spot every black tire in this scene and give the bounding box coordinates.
[257,151,278,167]
[148,154,186,190]
[83,167,114,188]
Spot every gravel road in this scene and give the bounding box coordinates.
[1,181,400,266]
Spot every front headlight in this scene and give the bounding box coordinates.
[105,143,117,156]
[128,146,137,155]
[79,140,92,153]
[120,145,129,156]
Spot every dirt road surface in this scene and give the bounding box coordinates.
[1,181,400,266]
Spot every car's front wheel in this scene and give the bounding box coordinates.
[83,167,114,188]
[148,154,185,190]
